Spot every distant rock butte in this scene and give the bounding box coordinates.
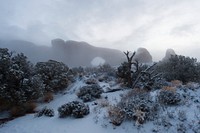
[133,47,153,63]
[163,48,176,61]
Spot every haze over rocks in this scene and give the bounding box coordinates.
[51,38,124,67]
[0,39,125,67]
[0,39,161,67]
[163,48,176,61]
[133,47,152,63]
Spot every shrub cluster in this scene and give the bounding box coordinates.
[35,60,70,92]
[35,107,55,117]
[77,84,103,102]
[156,55,200,83]
[58,101,89,118]
[0,48,43,109]
[97,64,116,77]
[108,89,159,126]
[108,106,125,126]
[85,78,97,85]
[0,48,72,114]
[158,89,181,105]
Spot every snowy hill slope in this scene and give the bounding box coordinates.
[0,76,200,133]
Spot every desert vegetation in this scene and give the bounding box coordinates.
[0,48,74,116]
[1,47,200,133]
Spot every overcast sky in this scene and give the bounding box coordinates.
[1,0,200,61]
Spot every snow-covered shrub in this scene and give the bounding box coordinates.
[98,74,116,83]
[122,90,159,123]
[156,55,200,83]
[36,107,54,117]
[71,66,84,75]
[158,89,181,105]
[97,64,116,77]
[58,101,89,118]
[85,78,97,84]
[35,60,70,92]
[0,49,43,108]
[77,84,103,102]
[116,61,133,87]
[21,75,45,101]
[108,106,125,126]
[108,89,159,126]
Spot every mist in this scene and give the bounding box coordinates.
[1,0,200,61]
[0,39,126,67]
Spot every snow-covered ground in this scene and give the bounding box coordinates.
[0,76,200,133]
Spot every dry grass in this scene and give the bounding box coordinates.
[10,102,37,117]
[24,102,37,113]
[162,86,176,92]
[108,105,125,126]
[171,80,182,87]
[43,92,54,103]
[10,106,26,117]
[0,99,12,112]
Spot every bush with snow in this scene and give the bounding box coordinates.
[58,101,89,118]
[77,84,103,102]
[158,89,181,105]
[36,107,54,117]
[108,106,125,126]
[156,54,200,83]
[85,78,98,85]
[35,60,70,92]
[108,89,159,126]
[0,49,43,109]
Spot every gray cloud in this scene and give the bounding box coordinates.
[0,0,200,61]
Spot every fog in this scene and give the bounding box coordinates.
[0,39,126,67]
[1,0,200,61]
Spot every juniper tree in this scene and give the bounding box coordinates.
[117,51,161,90]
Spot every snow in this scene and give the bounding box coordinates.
[1,76,200,133]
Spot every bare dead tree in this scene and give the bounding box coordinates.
[132,63,160,89]
[116,51,136,87]
[117,51,162,90]
[123,51,136,67]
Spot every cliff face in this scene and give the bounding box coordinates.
[0,39,125,67]
[51,39,125,67]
